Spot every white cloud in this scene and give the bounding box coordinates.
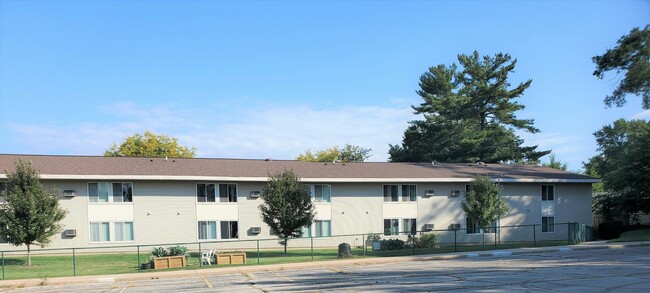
[517,131,595,171]
[631,109,650,120]
[5,101,415,161]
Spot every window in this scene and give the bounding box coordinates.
[383,185,399,202]
[89,182,132,203]
[112,183,133,202]
[219,184,237,203]
[401,185,416,202]
[198,221,217,240]
[542,217,555,232]
[0,182,7,203]
[313,185,331,202]
[114,222,134,241]
[465,184,472,195]
[542,185,554,201]
[220,221,239,239]
[402,218,417,235]
[384,219,400,235]
[314,220,331,237]
[384,184,417,202]
[301,225,312,237]
[197,183,216,202]
[466,218,481,234]
[90,222,110,242]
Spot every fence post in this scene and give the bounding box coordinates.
[533,225,536,247]
[2,251,4,280]
[72,248,76,276]
[412,233,416,255]
[494,229,497,249]
[310,237,314,261]
[257,240,260,265]
[454,229,457,252]
[198,242,202,268]
[362,233,366,257]
[137,245,141,272]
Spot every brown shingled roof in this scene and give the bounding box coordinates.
[0,154,596,182]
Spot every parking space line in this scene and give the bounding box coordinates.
[201,275,213,288]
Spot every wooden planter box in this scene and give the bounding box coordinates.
[216,252,246,265]
[153,256,186,269]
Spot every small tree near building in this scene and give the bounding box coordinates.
[461,176,509,235]
[259,170,316,254]
[0,160,68,265]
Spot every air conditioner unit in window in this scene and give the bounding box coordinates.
[64,229,77,237]
[423,224,435,231]
[424,190,435,197]
[450,190,461,197]
[62,189,76,197]
[450,224,461,230]
[251,227,261,234]
[250,191,261,198]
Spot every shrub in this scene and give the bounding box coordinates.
[380,238,405,251]
[168,246,188,256]
[366,233,381,245]
[151,247,168,257]
[410,233,438,248]
[598,221,625,240]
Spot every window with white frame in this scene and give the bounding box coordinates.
[89,221,134,242]
[314,220,331,237]
[114,222,134,241]
[383,184,417,202]
[220,221,239,239]
[542,185,554,201]
[466,218,481,234]
[401,185,416,202]
[219,184,237,203]
[312,185,331,203]
[542,216,555,232]
[88,182,133,203]
[197,183,237,203]
[384,219,400,235]
[402,218,417,235]
[301,225,312,237]
[89,222,110,242]
[0,182,7,203]
[198,221,217,240]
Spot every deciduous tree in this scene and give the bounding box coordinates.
[593,25,650,109]
[259,170,315,254]
[0,160,68,265]
[297,144,371,162]
[461,176,509,233]
[104,131,197,158]
[585,119,650,223]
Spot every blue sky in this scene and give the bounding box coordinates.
[0,0,648,171]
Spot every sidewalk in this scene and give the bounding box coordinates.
[0,241,647,289]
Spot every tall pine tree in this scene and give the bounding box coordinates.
[390,51,549,163]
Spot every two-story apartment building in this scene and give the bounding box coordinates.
[0,154,597,249]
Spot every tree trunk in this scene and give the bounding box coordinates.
[284,238,288,255]
[27,244,32,266]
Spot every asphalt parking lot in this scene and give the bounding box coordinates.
[4,245,650,292]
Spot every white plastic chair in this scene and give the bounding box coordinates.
[201,248,214,265]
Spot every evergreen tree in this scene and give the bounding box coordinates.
[390,51,549,163]
[0,160,67,265]
[593,25,650,109]
[259,170,315,254]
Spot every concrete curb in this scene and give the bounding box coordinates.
[1,241,647,289]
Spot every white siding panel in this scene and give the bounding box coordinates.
[88,205,134,221]
[383,202,417,218]
[196,204,239,220]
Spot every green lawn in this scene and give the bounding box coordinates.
[0,240,568,281]
[609,229,650,242]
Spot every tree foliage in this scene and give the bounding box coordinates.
[389,51,549,163]
[0,160,67,265]
[542,153,568,171]
[461,176,509,231]
[593,25,650,109]
[296,144,371,162]
[584,119,650,222]
[259,170,316,253]
[104,131,197,158]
